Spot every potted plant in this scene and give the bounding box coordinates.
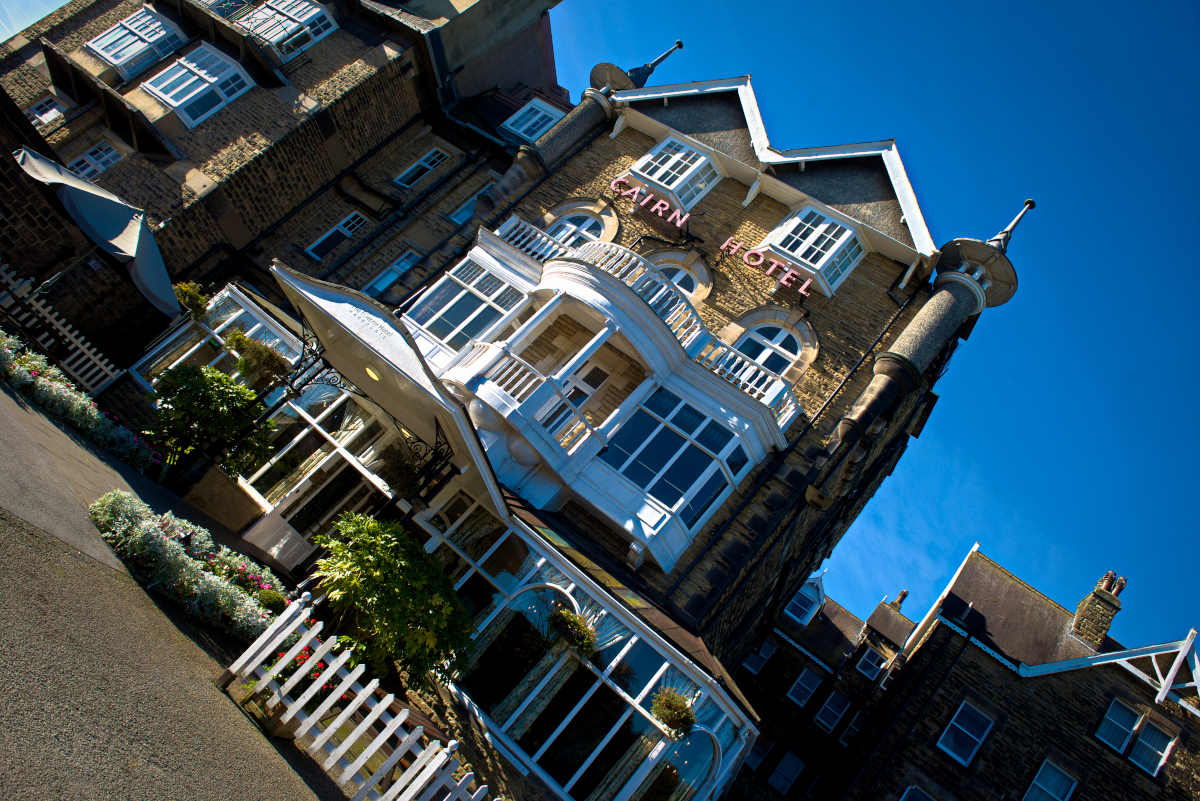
[549,607,596,657]
[651,687,695,738]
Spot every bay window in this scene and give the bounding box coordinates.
[762,206,865,294]
[235,0,336,61]
[406,259,524,351]
[631,137,721,211]
[142,44,253,127]
[86,7,184,80]
[598,387,749,529]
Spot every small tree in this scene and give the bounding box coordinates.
[173,282,210,319]
[152,364,273,474]
[312,513,472,684]
[549,608,596,656]
[223,329,292,391]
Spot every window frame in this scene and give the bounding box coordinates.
[546,213,604,248]
[597,387,752,532]
[141,44,254,127]
[630,136,721,211]
[67,140,122,180]
[85,7,184,80]
[1128,719,1175,777]
[839,711,863,746]
[1095,698,1140,753]
[364,250,420,298]
[394,148,449,188]
[814,691,850,733]
[449,184,493,225]
[784,584,821,626]
[762,206,866,294]
[1022,759,1077,801]
[786,667,823,707]
[25,96,65,127]
[740,639,777,675]
[306,211,368,260]
[767,751,805,795]
[235,0,336,60]
[936,700,994,767]
[856,647,888,681]
[899,788,938,801]
[500,97,565,142]
[405,258,525,352]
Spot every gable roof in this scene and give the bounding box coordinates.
[611,76,935,256]
[865,601,916,648]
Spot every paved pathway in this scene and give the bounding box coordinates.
[0,385,344,800]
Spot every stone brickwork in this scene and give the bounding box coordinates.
[492,123,937,659]
[847,623,1200,801]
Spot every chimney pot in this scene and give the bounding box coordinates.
[1073,572,1123,648]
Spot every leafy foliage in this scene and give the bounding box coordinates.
[549,608,596,656]
[151,364,273,474]
[222,329,292,391]
[650,687,695,737]
[312,513,472,685]
[173,282,210,319]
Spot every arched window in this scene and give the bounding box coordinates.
[547,213,603,247]
[735,324,804,375]
[659,265,697,293]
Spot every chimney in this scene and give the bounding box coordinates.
[889,589,909,610]
[1072,571,1124,648]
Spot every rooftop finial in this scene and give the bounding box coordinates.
[986,198,1036,254]
[627,40,683,89]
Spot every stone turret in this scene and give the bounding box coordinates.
[820,200,1035,489]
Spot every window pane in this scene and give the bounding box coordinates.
[622,426,685,487]
[426,294,483,340]
[649,445,712,507]
[645,387,681,417]
[681,470,726,527]
[600,410,658,470]
[409,279,460,325]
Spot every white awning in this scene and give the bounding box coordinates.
[13,147,181,318]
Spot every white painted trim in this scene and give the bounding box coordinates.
[612,76,936,255]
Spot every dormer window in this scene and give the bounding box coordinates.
[501,98,564,142]
[784,583,821,625]
[762,207,865,295]
[142,45,253,127]
[86,7,184,80]
[631,137,721,211]
[24,96,65,127]
[236,0,337,62]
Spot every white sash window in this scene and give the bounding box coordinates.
[87,7,184,80]
[142,45,254,127]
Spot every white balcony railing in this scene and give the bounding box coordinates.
[489,219,800,426]
[572,241,799,426]
[478,345,598,454]
[495,216,572,262]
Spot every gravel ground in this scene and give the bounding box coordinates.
[0,385,345,800]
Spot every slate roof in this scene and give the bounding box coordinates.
[865,601,915,648]
[779,596,864,670]
[936,549,1121,666]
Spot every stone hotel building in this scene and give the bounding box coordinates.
[0,3,1133,800]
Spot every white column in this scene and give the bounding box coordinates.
[551,321,616,381]
[505,290,565,352]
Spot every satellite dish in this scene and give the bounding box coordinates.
[589,62,635,91]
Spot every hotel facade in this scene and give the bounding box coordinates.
[1,4,1058,799]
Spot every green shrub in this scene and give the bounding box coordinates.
[650,687,695,737]
[152,364,273,474]
[312,513,472,685]
[257,588,288,613]
[222,329,291,391]
[550,608,596,656]
[173,282,210,319]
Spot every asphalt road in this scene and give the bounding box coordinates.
[0,385,345,800]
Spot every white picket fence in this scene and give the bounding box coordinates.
[0,265,122,394]
[226,594,499,801]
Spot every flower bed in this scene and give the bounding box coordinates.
[0,328,159,471]
[89,490,284,641]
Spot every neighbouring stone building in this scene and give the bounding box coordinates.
[0,0,569,364]
[730,546,1200,800]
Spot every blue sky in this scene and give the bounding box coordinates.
[5,1,1196,647]
[547,0,1200,647]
